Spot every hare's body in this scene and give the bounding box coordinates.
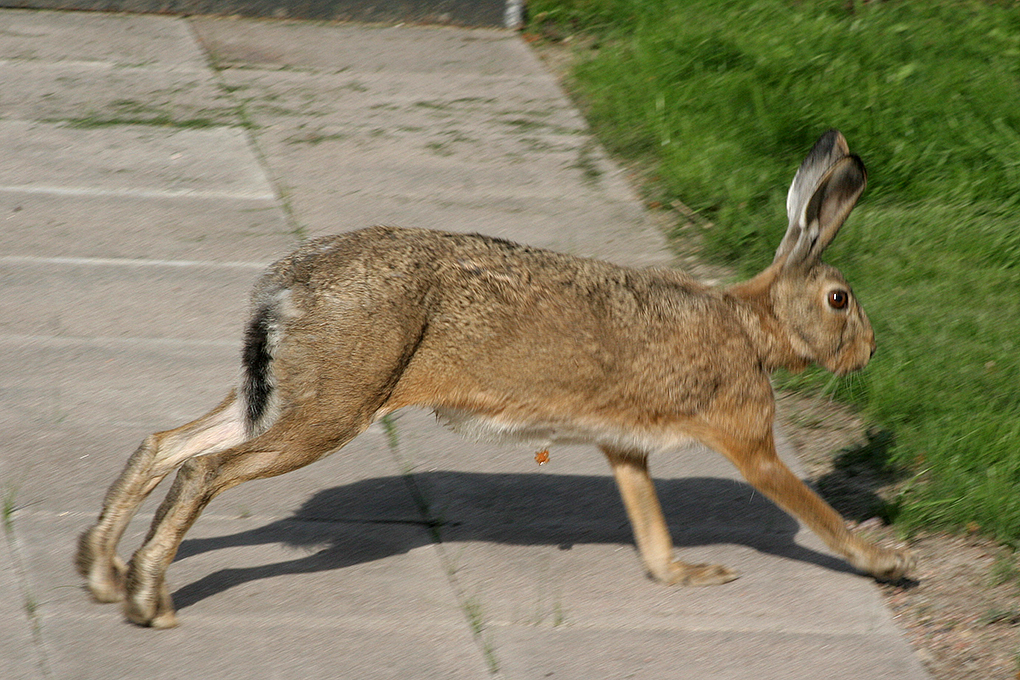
[77,131,913,629]
[254,227,770,453]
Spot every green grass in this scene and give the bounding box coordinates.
[529,0,1020,542]
[58,99,223,129]
[2,485,17,535]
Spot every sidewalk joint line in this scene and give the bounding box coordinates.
[0,184,276,202]
[183,17,308,242]
[0,333,239,349]
[2,505,54,678]
[0,255,267,269]
[0,57,210,74]
[378,414,502,675]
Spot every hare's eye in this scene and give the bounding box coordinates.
[828,289,849,310]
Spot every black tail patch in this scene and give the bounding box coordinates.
[242,305,275,431]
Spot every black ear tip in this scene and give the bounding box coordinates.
[812,129,847,157]
[840,154,868,187]
[821,128,842,142]
[852,153,867,178]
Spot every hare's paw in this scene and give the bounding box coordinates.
[87,556,127,603]
[124,584,178,629]
[76,529,127,603]
[868,548,916,583]
[658,561,740,586]
[123,561,179,628]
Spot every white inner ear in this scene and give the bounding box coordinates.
[786,183,801,227]
[803,216,820,251]
[782,177,828,265]
[784,211,820,267]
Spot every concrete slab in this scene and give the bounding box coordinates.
[22,510,455,622]
[12,0,515,29]
[252,126,620,204]
[191,18,528,75]
[214,68,586,151]
[0,335,239,429]
[491,625,930,680]
[19,512,489,680]
[434,536,889,635]
[0,259,256,341]
[0,60,238,125]
[0,191,294,262]
[13,445,489,679]
[294,193,671,268]
[40,615,490,680]
[0,120,274,201]
[0,10,206,67]
[206,34,670,265]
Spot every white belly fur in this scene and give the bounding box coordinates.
[431,407,693,456]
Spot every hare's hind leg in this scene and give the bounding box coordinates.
[122,409,370,628]
[714,430,914,581]
[76,392,246,603]
[602,447,739,586]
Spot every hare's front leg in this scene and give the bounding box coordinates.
[717,431,914,581]
[602,447,739,586]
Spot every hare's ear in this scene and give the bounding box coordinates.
[773,130,867,268]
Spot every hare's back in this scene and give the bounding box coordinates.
[269,226,722,338]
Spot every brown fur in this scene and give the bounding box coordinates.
[76,130,912,628]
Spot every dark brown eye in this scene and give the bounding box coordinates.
[828,289,849,310]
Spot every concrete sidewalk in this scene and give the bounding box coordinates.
[0,9,930,679]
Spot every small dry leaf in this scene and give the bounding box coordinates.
[534,449,550,465]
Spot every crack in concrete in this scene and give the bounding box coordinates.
[381,413,503,676]
[183,17,307,243]
[2,502,52,679]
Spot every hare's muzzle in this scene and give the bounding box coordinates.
[835,333,875,376]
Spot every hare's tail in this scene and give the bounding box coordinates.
[241,284,288,437]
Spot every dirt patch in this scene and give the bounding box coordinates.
[777,391,1020,680]
[878,533,1020,680]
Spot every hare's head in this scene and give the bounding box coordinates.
[758,130,875,376]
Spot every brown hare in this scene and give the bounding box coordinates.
[77,129,913,628]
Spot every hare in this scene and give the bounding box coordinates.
[76,129,913,628]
